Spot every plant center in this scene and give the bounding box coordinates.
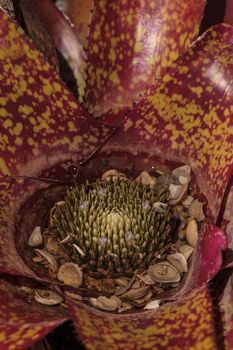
[49,178,172,276]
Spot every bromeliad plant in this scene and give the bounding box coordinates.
[0,1,233,349]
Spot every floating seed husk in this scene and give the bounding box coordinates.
[188,199,205,222]
[148,262,181,283]
[172,165,191,180]
[167,253,188,273]
[57,262,82,288]
[120,286,150,301]
[101,169,127,182]
[34,249,58,271]
[50,178,172,276]
[178,244,194,260]
[114,277,130,287]
[144,299,160,310]
[28,226,43,247]
[90,295,121,311]
[115,275,136,296]
[186,219,199,247]
[137,272,155,285]
[34,289,63,305]
[136,171,157,187]
[44,236,60,255]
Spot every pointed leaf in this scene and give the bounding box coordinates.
[0,276,68,350]
[0,9,112,279]
[0,8,112,178]
[67,287,218,350]
[19,0,59,71]
[99,23,233,221]
[20,0,87,100]
[55,0,94,48]
[84,0,205,119]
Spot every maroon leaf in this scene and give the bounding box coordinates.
[0,276,68,350]
[0,9,113,279]
[67,287,218,350]
[224,0,233,25]
[97,23,233,221]
[84,0,206,119]
[20,0,87,100]
[0,8,113,178]
[20,0,206,120]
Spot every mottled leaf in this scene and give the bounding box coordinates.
[0,275,68,350]
[19,0,59,70]
[84,0,205,119]
[68,287,217,350]
[20,0,205,120]
[0,9,112,279]
[0,8,112,178]
[98,23,233,221]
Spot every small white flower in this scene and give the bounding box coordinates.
[125,231,134,242]
[153,202,168,213]
[79,201,89,210]
[142,200,150,210]
[99,237,107,246]
[98,187,107,196]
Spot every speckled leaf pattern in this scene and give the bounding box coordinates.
[19,0,59,71]
[68,287,217,350]
[0,8,112,178]
[20,0,205,119]
[84,0,205,118]
[0,276,68,350]
[0,6,231,350]
[101,24,233,221]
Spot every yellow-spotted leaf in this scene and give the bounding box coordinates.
[99,24,233,221]
[0,8,112,178]
[84,0,206,120]
[68,287,218,350]
[0,276,68,350]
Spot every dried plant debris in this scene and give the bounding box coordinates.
[28,165,205,312]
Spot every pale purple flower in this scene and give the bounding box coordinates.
[79,201,89,210]
[142,200,150,210]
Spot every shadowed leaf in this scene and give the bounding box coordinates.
[20,0,87,100]
[0,8,112,178]
[0,276,68,350]
[68,287,218,350]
